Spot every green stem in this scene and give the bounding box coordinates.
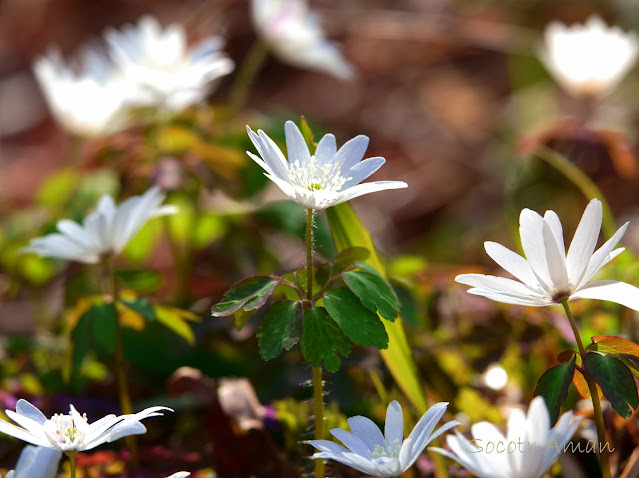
[100,256,139,469]
[560,300,611,478]
[68,452,77,478]
[227,40,269,119]
[534,146,615,239]
[307,208,325,478]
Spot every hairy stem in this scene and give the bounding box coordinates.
[561,300,611,478]
[307,208,325,478]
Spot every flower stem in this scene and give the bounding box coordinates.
[68,452,77,478]
[560,300,611,478]
[534,146,616,239]
[100,256,139,469]
[227,40,269,119]
[307,208,325,478]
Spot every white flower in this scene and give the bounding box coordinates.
[33,47,135,137]
[456,198,639,310]
[23,186,177,263]
[0,399,171,453]
[6,445,62,478]
[431,396,581,478]
[310,401,458,477]
[541,16,639,97]
[246,121,407,209]
[251,0,354,79]
[105,15,234,112]
[165,473,190,478]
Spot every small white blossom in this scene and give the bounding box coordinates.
[6,445,61,478]
[431,397,581,478]
[0,399,171,453]
[105,16,234,112]
[246,121,407,209]
[541,16,639,97]
[23,186,177,263]
[310,401,458,477]
[456,198,639,310]
[251,0,354,79]
[33,47,136,138]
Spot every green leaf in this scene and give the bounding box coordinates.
[299,116,316,151]
[121,297,155,321]
[326,202,428,412]
[155,306,196,345]
[533,357,576,424]
[343,270,399,321]
[614,355,639,380]
[324,288,388,349]
[300,307,351,372]
[258,301,303,360]
[588,335,639,358]
[89,303,118,355]
[116,270,163,294]
[211,276,282,316]
[234,309,254,332]
[584,352,639,418]
[71,310,92,377]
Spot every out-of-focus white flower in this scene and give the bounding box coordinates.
[23,186,177,263]
[482,364,508,391]
[541,16,639,97]
[431,396,581,478]
[0,399,171,453]
[33,48,135,137]
[165,473,190,478]
[456,199,639,310]
[6,445,62,478]
[105,16,234,112]
[251,0,354,79]
[246,121,406,209]
[310,401,458,477]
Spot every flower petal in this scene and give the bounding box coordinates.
[334,135,369,171]
[330,429,371,456]
[571,280,639,310]
[455,274,548,303]
[544,210,566,256]
[315,133,337,166]
[341,157,386,189]
[347,416,385,452]
[285,120,311,166]
[384,401,404,449]
[16,400,48,425]
[566,199,602,286]
[331,181,407,207]
[484,241,540,288]
[578,222,628,288]
[519,209,554,294]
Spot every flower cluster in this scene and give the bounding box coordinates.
[34,15,234,137]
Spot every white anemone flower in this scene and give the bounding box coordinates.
[541,16,639,97]
[6,445,62,478]
[105,15,234,112]
[431,396,581,478]
[23,186,177,264]
[251,0,354,80]
[0,399,171,453]
[246,121,407,209]
[456,198,639,310]
[33,47,135,138]
[310,401,459,477]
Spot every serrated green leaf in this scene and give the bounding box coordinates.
[343,270,399,321]
[211,276,282,316]
[585,352,639,418]
[300,307,351,372]
[533,357,576,424]
[258,301,303,360]
[326,202,427,412]
[324,288,388,349]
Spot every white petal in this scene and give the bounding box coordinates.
[285,120,311,166]
[315,133,337,166]
[341,157,386,189]
[566,199,602,286]
[519,209,554,293]
[484,241,540,288]
[466,288,551,306]
[571,280,639,310]
[12,445,61,478]
[334,135,369,171]
[455,274,548,302]
[578,222,628,288]
[330,428,370,456]
[384,401,404,449]
[16,400,48,425]
[328,181,407,208]
[544,210,566,256]
[347,416,385,452]
[541,218,570,291]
